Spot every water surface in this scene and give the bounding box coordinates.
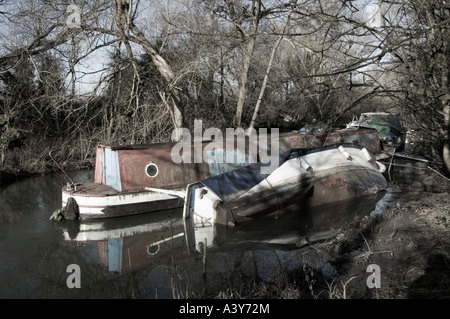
[0,170,391,298]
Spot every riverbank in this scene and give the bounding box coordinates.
[315,186,450,299]
[212,167,450,299]
[0,138,94,188]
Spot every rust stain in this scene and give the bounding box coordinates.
[93,128,382,195]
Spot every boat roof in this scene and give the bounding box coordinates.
[200,145,362,201]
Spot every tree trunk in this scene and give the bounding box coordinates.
[227,0,262,128]
[248,10,293,133]
[113,0,184,141]
[128,30,184,140]
[443,101,450,174]
[235,39,256,128]
[247,36,280,133]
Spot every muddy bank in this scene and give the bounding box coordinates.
[212,168,449,299]
[351,170,450,299]
[316,188,450,299]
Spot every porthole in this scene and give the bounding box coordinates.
[147,244,160,256]
[145,162,159,178]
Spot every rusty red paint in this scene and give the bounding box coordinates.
[93,128,382,195]
[279,128,381,155]
[223,167,385,225]
[115,140,247,192]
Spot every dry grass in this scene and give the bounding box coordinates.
[1,135,95,177]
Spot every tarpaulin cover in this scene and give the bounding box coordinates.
[200,148,308,201]
[359,113,403,140]
[200,162,269,201]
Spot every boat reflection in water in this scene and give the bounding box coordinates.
[185,192,387,254]
[62,209,188,274]
[61,191,387,275]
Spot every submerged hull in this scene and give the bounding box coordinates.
[184,191,387,254]
[183,145,388,226]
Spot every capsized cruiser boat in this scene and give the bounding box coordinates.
[183,145,388,227]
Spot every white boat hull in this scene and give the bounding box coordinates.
[184,145,388,226]
[62,185,184,220]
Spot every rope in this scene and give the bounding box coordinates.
[379,161,450,181]
[49,149,76,185]
[427,166,450,181]
[387,148,396,182]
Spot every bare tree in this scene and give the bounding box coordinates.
[247,8,294,132]
[1,0,448,175]
[371,0,450,172]
[212,0,296,128]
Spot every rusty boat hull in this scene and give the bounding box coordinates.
[183,145,388,226]
[60,128,384,220]
[61,140,234,220]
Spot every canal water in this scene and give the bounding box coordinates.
[0,170,393,299]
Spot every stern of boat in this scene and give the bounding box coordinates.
[183,182,223,225]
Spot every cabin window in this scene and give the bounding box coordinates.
[145,162,159,178]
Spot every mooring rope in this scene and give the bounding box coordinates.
[427,165,450,181]
[48,149,76,185]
